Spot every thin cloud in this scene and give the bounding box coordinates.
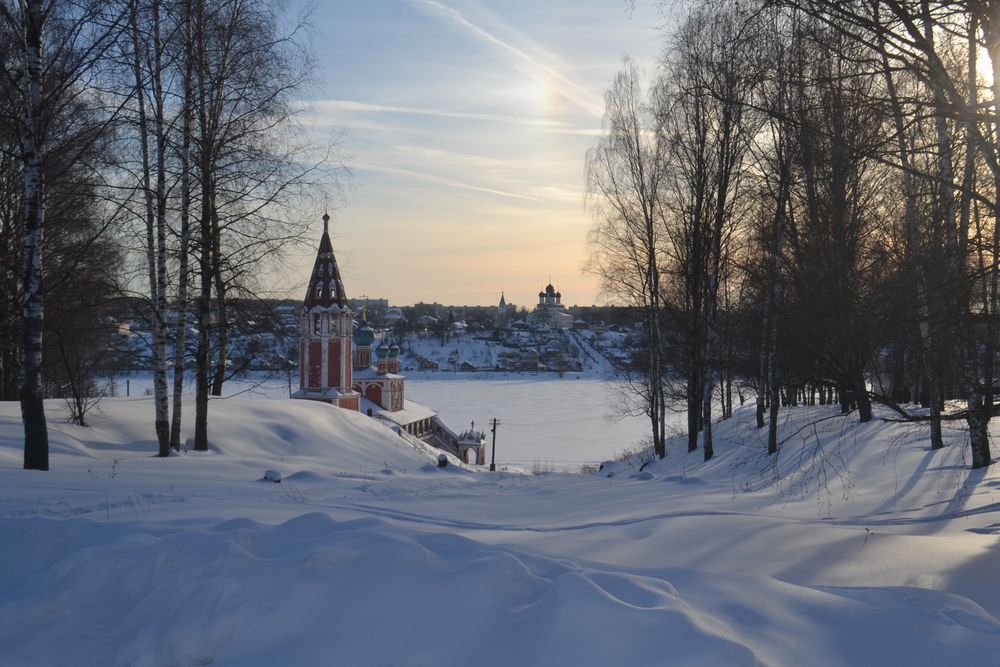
[407,0,605,117]
[356,161,542,202]
[309,99,578,130]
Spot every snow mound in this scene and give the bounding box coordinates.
[0,397,442,475]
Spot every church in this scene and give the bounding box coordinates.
[531,282,573,330]
[290,214,486,465]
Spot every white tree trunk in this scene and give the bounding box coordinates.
[170,0,194,452]
[130,0,169,456]
[20,0,49,471]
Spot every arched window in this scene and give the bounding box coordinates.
[313,313,321,335]
[315,282,323,299]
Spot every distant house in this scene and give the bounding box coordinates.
[416,355,439,370]
[417,314,439,327]
[459,360,477,371]
[519,349,540,370]
[383,308,406,324]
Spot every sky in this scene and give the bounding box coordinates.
[288,0,664,307]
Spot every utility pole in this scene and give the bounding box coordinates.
[489,417,501,471]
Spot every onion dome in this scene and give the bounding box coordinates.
[538,291,545,298]
[389,343,400,358]
[375,342,390,359]
[556,292,561,299]
[355,308,375,346]
[355,323,375,347]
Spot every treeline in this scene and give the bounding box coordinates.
[587,0,999,468]
[0,0,328,470]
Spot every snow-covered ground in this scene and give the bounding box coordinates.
[2,394,1000,665]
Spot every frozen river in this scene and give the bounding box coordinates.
[404,374,654,471]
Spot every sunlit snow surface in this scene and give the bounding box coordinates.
[2,392,1000,665]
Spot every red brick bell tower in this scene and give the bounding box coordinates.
[290,213,360,410]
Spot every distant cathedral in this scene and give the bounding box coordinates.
[531,282,572,329]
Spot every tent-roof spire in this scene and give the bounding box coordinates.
[304,212,348,309]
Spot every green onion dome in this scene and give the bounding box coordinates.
[355,322,375,347]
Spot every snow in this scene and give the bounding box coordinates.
[4,394,1000,665]
[360,397,438,426]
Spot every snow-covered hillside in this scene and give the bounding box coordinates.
[2,397,1000,665]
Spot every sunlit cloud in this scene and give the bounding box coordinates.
[405,0,605,117]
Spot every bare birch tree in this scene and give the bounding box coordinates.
[587,57,669,458]
[0,0,123,470]
[664,1,763,460]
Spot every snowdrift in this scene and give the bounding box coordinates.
[0,396,444,474]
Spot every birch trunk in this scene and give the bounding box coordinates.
[170,0,194,452]
[210,204,227,396]
[700,108,737,463]
[193,0,211,451]
[878,30,943,448]
[764,188,787,455]
[964,15,991,468]
[152,0,170,456]
[129,0,169,456]
[20,0,48,471]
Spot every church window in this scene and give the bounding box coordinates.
[315,282,323,299]
[313,313,321,334]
